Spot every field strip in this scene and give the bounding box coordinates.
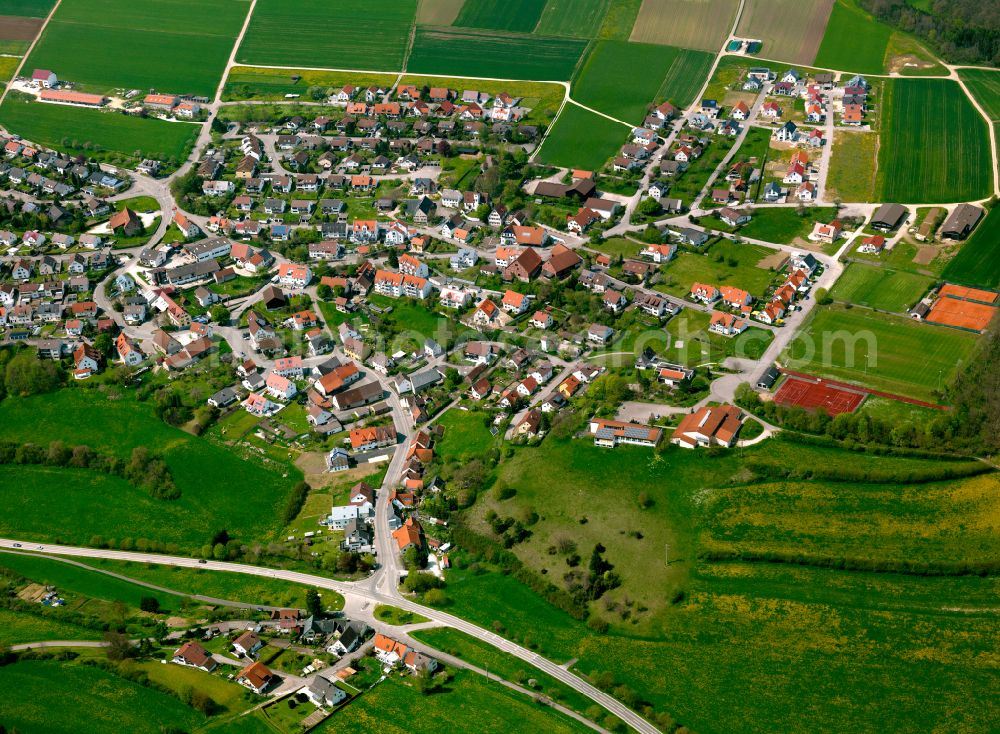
[227,61,574,87]
[0,0,62,108]
[214,0,259,104]
[954,75,1000,198]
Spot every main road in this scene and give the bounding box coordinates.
[0,538,660,734]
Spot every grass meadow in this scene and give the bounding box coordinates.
[656,239,778,298]
[536,103,628,169]
[739,206,839,244]
[877,79,991,203]
[735,0,834,65]
[0,552,186,610]
[0,389,300,550]
[829,262,933,312]
[322,669,592,734]
[24,0,247,96]
[0,607,103,646]
[536,0,611,37]
[408,27,586,80]
[0,660,205,734]
[597,0,643,40]
[941,205,1000,289]
[238,0,416,71]
[0,55,19,83]
[454,0,547,32]
[78,559,342,609]
[826,130,879,202]
[0,94,198,162]
[433,409,499,463]
[436,433,1000,733]
[629,0,740,51]
[814,0,891,74]
[782,304,977,401]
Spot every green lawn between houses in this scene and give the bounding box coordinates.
[0,389,300,551]
[433,409,498,463]
[432,434,1000,734]
[536,103,628,170]
[781,303,978,402]
[655,239,779,299]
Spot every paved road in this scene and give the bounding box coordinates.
[0,538,661,734]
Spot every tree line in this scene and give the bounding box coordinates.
[0,440,179,500]
[860,0,999,65]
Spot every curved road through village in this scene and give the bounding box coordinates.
[0,537,660,734]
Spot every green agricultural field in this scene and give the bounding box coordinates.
[877,79,991,203]
[0,389,300,550]
[699,472,1000,568]
[941,205,1000,289]
[407,27,587,80]
[536,103,627,169]
[454,0,547,32]
[814,0,891,73]
[237,0,416,71]
[222,66,399,101]
[736,0,834,65]
[783,304,978,401]
[536,0,610,37]
[0,660,205,734]
[629,0,740,52]
[0,0,53,14]
[77,559,342,609]
[829,262,933,312]
[657,239,779,298]
[572,40,681,123]
[739,206,839,244]
[826,130,879,203]
[24,0,247,97]
[959,69,1000,121]
[434,409,498,462]
[0,552,185,610]
[597,0,643,39]
[656,47,715,108]
[323,669,592,734]
[0,94,198,163]
[0,607,103,646]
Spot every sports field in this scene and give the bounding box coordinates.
[773,373,866,415]
[959,69,1000,121]
[736,0,833,65]
[24,0,248,97]
[828,262,933,312]
[926,294,997,332]
[237,0,416,71]
[536,103,628,169]
[572,41,711,123]
[941,206,1000,289]
[453,0,547,32]
[783,304,977,402]
[408,27,587,80]
[0,94,198,162]
[876,79,991,203]
[536,0,610,37]
[814,0,891,74]
[629,0,740,52]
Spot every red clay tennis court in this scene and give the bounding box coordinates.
[773,375,867,416]
[926,297,997,332]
